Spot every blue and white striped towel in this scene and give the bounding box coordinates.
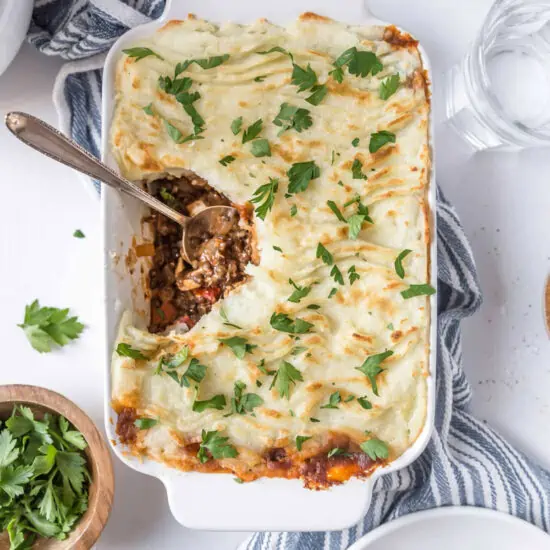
[28,1,550,548]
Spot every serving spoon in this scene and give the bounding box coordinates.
[4,111,238,264]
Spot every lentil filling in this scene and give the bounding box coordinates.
[147,174,254,333]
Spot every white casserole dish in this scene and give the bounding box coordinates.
[101,0,437,532]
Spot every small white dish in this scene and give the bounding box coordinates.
[349,506,550,550]
[0,0,33,77]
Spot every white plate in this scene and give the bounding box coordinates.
[349,507,550,550]
[101,0,438,532]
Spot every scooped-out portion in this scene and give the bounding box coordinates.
[146,173,255,333]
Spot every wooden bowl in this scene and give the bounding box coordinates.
[0,385,114,549]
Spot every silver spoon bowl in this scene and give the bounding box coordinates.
[5,111,237,264]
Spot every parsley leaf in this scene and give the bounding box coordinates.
[250,178,279,221]
[0,431,19,468]
[164,120,185,143]
[348,265,360,285]
[395,249,412,279]
[295,435,312,451]
[254,75,266,82]
[352,137,360,147]
[327,448,351,458]
[143,103,154,115]
[287,161,320,194]
[329,66,344,83]
[306,84,328,106]
[273,246,283,253]
[290,346,307,356]
[310,417,320,423]
[327,200,347,223]
[291,63,318,92]
[134,418,158,430]
[220,308,242,330]
[355,350,393,396]
[73,229,85,239]
[330,265,344,285]
[360,438,389,460]
[270,361,303,399]
[369,130,396,153]
[219,336,257,359]
[231,381,264,415]
[250,139,271,157]
[333,47,383,78]
[116,343,147,360]
[401,284,436,299]
[307,304,321,310]
[320,391,341,409]
[380,74,400,100]
[351,158,368,180]
[257,359,276,376]
[161,357,207,388]
[273,103,312,134]
[177,54,230,72]
[231,116,243,135]
[257,46,289,55]
[19,300,84,353]
[160,187,176,203]
[197,430,238,463]
[328,288,338,299]
[123,47,163,62]
[219,155,236,166]
[357,396,373,409]
[192,394,226,413]
[270,313,314,334]
[316,243,333,265]
[242,119,263,143]
[348,214,366,240]
[288,279,312,303]
[158,75,192,95]
[290,204,298,217]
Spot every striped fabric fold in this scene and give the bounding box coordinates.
[27,2,550,548]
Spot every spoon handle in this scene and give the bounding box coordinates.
[5,111,187,226]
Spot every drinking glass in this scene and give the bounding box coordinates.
[444,0,550,150]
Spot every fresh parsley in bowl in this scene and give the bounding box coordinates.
[0,386,113,549]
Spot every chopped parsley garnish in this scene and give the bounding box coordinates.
[360,438,389,460]
[330,265,344,285]
[329,66,344,83]
[116,343,147,360]
[401,284,436,299]
[270,361,303,399]
[307,304,321,310]
[287,161,320,194]
[328,288,338,299]
[387,323,394,330]
[273,246,283,253]
[220,307,242,329]
[346,197,374,240]
[306,84,328,106]
[332,47,383,79]
[380,74,400,100]
[73,229,85,238]
[254,75,267,82]
[369,130,396,153]
[316,243,333,265]
[159,346,189,369]
[161,357,207,388]
[163,120,186,144]
[219,336,257,359]
[295,435,312,451]
[231,381,264,415]
[327,200,347,222]
[234,477,244,483]
[197,429,238,463]
[352,137,360,147]
[270,313,314,334]
[143,103,154,115]
[327,448,351,458]
[0,406,91,546]
[351,158,368,180]
[158,74,192,95]
[394,249,412,279]
[176,54,230,72]
[242,118,263,143]
[288,279,312,303]
[357,396,373,409]
[160,187,176,203]
[219,155,236,166]
[290,204,298,217]
[344,395,355,403]
[348,265,360,285]
[250,138,271,157]
[231,116,243,135]
[250,177,278,220]
[18,300,84,353]
[291,62,318,92]
[273,103,312,134]
[290,346,307,356]
[257,46,289,55]
[310,417,320,423]
[123,47,164,62]
[192,394,226,413]
[320,391,341,409]
[257,359,276,376]
[355,350,393,396]
[134,418,158,429]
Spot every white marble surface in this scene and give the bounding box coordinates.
[0,1,549,548]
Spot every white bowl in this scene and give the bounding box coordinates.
[0,0,33,76]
